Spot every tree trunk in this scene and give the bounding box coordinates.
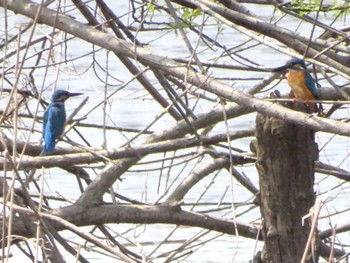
[255,102,318,263]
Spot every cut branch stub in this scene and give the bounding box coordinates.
[255,102,318,263]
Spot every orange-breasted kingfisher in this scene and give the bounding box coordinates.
[273,58,319,112]
[43,90,83,154]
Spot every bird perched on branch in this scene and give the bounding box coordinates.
[273,58,320,113]
[43,89,83,154]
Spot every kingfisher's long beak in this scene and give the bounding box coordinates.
[272,65,289,72]
[68,92,83,97]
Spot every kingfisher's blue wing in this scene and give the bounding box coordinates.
[304,71,318,98]
[43,103,66,154]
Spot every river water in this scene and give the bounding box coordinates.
[1,1,350,262]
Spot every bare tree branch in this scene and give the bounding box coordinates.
[2,0,350,137]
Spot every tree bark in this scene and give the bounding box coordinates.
[255,103,318,263]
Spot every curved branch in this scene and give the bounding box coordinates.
[51,204,262,240]
[165,157,230,205]
[6,203,261,241]
[165,157,258,205]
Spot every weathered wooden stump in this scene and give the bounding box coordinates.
[255,102,318,263]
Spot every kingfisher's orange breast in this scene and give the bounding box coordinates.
[287,70,314,102]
